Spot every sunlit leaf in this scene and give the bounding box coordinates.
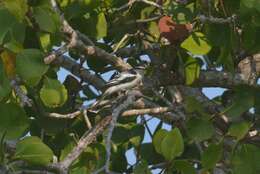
[153,129,168,154]
[161,128,184,161]
[181,32,211,55]
[4,0,28,21]
[40,77,68,108]
[184,56,200,85]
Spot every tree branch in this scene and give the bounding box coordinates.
[52,55,106,90]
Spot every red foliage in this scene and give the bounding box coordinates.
[158,16,192,45]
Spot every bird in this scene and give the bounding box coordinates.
[91,68,143,109]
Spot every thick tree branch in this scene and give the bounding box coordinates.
[52,55,106,90]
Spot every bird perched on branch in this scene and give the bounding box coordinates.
[91,68,143,109]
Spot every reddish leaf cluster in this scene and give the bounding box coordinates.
[158,16,192,45]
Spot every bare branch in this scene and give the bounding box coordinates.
[116,0,163,11]
[198,14,236,24]
[47,111,81,119]
[103,91,141,173]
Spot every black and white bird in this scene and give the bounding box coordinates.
[91,68,143,108]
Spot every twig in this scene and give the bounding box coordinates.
[10,77,32,107]
[198,14,236,24]
[83,109,92,129]
[126,15,163,24]
[44,43,69,64]
[122,106,174,116]
[152,88,186,120]
[47,111,81,119]
[116,0,163,11]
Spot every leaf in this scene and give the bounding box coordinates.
[181,32,211,55]
[0,103,29,139]
[38,32,51,51]
[15,136,54,165]
[241,0,255,9]
[231,144,260,174]
[228,122,251,140]
[81,12,107,39]
[40,78,68,108]
[4,0,28,21]
[140,143,164,165]
[161,128,184,161]
[201,143,223,169]
[0,60,11,101]
[153,129,168,154]
[33,7,57,33]
[0,50,16,78]
[184,56,200,85]
[174,160,196,174]
[16,49,49,86]
[186,118,214,142]
[224,86,255,118]
[0,8,18,45]
[134,160,152,174]
[128,124,145,147]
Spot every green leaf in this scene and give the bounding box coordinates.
[0,103,29,139]
[40,78,68,108]
[174,160,196,174]
[15,136,54,165]
[228,122,251,140]
[82,12,107,39]
[186,118,214,142]
[129,124,145,147]
[224,86,255,118]
[4,0,28,21]
[16,49,49,86]
[33,7,57,33]
[161,128,184,161]
[153,129,168,154]
[201,143,223,169]
[134,160,152,174]
[231,144,260,174]
[38,32,51,51]
[241,0,255,9]
[181,32,211,55]
[140,143,164,165]
[205,23,231,47]
[0,8,18,45]
[184,56,200,85]
[0,60,11,101]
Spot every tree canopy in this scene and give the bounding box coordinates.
[0,0,260,173]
